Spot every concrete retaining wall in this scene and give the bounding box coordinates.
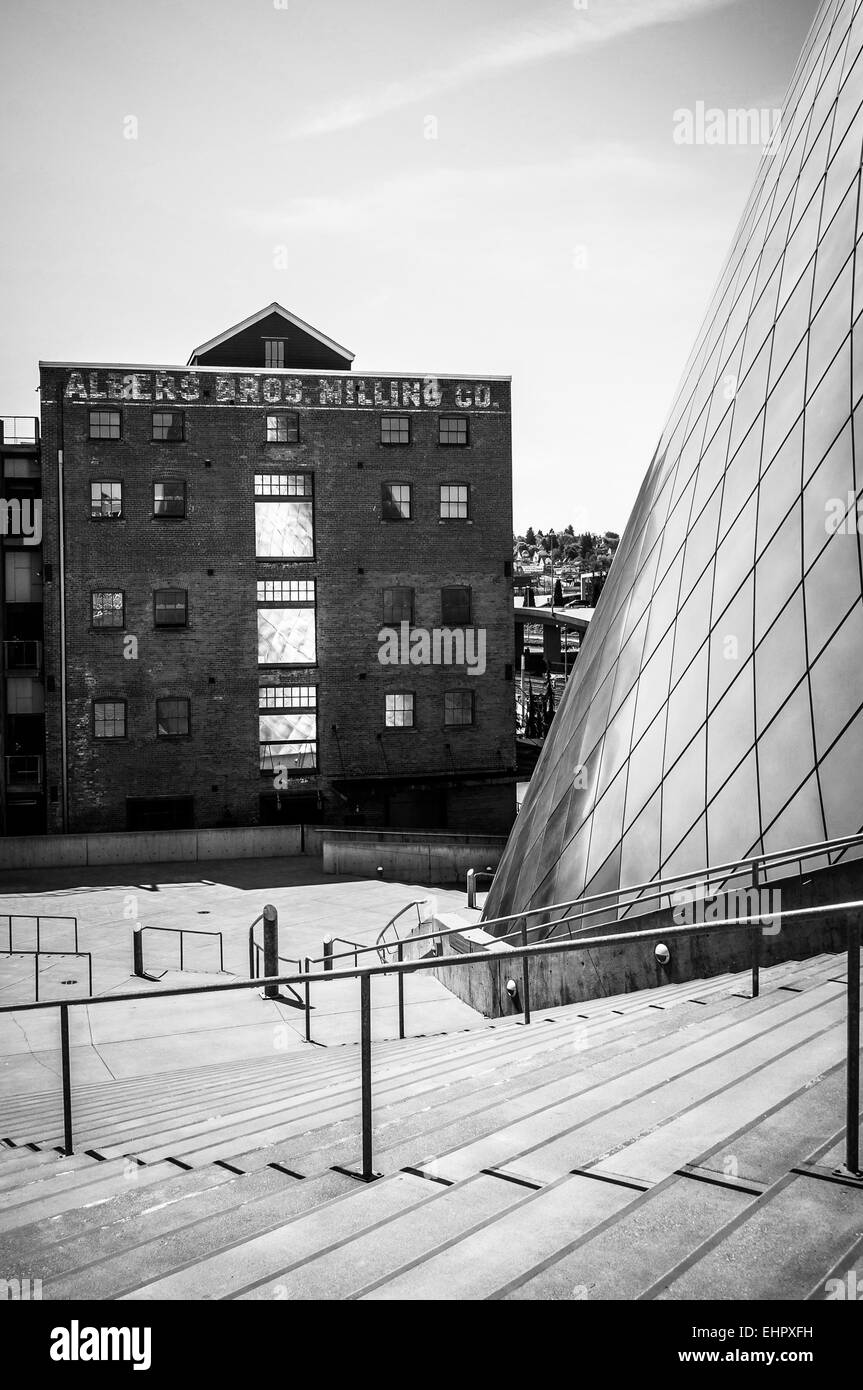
[0,825,304,870]
[419,859,863,1016]
[320,829,506,886]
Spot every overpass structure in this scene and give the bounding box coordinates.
[515,602,593,666]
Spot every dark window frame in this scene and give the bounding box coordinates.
[265,412,301,445]
[384,691,417,730]
[439,416,470,447]
[153,588,189,628]
[441,585,472,626]
[439,482,471,520]
[444,689,476,728]
[380,416,411,447]
[381,481,413,522]
[88,409,122,441]
[151,410,185,443]
[90,479,124,520]
[382,586,415,626]
[156,696,192,739]
[92,698,127,739]
[152,478,187,519]
[90,590,125,630]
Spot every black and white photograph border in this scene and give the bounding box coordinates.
[0,0,861,1352]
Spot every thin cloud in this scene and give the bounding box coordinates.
[287,0,742,139]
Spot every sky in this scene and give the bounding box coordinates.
[1,0,821,534]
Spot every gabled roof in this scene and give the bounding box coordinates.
[187,302,355,366]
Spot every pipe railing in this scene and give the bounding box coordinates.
[300,828,861,984]
[0,914,78,955]
[0,949,93,1002]
[0,898,859,1181]
[134,924,224,977]
[373,901,428,963]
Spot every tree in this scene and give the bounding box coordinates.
[524,526,536,546]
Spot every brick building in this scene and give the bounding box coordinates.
[20,303,516,835]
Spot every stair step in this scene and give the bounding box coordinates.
[120,1171,432,1300]
[235,1172,527,1301]
[356,1172,637,1300]
[653,1170,863,1300]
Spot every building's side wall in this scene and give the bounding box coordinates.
[40,366,515,834]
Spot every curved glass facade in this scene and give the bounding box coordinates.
[487,0,863,924]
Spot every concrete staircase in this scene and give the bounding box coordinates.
[1,951,860,1300]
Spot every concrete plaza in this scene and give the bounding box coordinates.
[0,856,483,1099]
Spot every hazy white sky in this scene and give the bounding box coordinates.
[1,0,820,532]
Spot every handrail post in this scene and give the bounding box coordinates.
[34,954,39,1002]
[262,904,279,1001]
[844,913,861,1176]
[360,973,374,1179]
[304,957,312,1044]
[751,860,761,999]
[248,927,255,980]
[397,941,405,1040]
[521,920,531,1025]
[323,937,333,971]
[219,933,224,973]
[467,868,476,909]
[60,1003,73,1155]
[179,930,184,973]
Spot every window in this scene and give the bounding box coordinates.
[439,416,469,446]
[255,475,314,559]
[6,677,44,715]
[259,711,317,775]
[157,697,191,737]
[382,587,414,625]
[385,693,415,728]
[266,413,300,444]
[258,609,317,664]
[264,339,286,369]
[89,410,120,440]
[382,483,412,521]
[259,685,317,710]
[154,589,188,627]
[91,590,124,628]
[440,483,469,519]
[152,411,184,442]
[90,481,123,518]
[257,579,316,604]
[153,480,186,517]
[445,690,475,727]
[381,416,410,446]
[254,473,312,497]
[94,700,126,738]
[4,551,41,603]
[441,586,472,625]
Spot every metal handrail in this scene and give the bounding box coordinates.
[299,831,863,974]
[0,949,92,1002]
[139,924,224,974]
[374,901,426,963]
[0,897,859,1182]
[0,914,79,955]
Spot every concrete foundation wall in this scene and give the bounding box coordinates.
[421,859,863,1016]
[0,824,304,870]
[320,828,505,885]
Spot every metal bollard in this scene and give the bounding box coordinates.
[132,924,144,979]
[323,937,334,971]
[60,1004,73,1156]
[262,904,279,1001]
[466,868,476,909]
